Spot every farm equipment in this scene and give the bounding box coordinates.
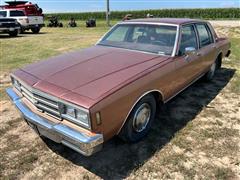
[68,18,77,27]
[122,14,132,21]
[47,16,63,27]
[86,19,96,28]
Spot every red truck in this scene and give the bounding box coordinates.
[1,1,43,16]
[0,1,44,33]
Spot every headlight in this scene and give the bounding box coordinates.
[11,77,21,91]
[61,104,90,129]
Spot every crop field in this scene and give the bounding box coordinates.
[0,20,239,179]
[49,8,240,20]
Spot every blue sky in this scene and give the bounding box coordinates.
[1,0,240,13]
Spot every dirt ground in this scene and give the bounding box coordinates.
[0,21,239,179]
[209,20,240,27]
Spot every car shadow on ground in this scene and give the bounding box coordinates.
[43,67,235,179]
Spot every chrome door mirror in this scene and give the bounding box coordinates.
[185,47,196,56]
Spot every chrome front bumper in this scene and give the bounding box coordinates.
[6,88,103,156]
[0,27,20,32]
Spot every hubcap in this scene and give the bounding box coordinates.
[210,62,216,77]
[133,103,151,132]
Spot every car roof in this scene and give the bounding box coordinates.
[125,18,206,25]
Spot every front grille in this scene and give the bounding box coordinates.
[0,22,16,28]
[19,83,61,119]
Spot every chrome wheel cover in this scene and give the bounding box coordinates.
[133,103,151,132]
[209,62,216,78]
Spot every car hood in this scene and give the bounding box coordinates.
[14,46,169,108]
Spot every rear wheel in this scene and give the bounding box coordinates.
[118,94,156,142]
[216,54,222,70]
[31,27,40,34]
[204,61,217,81]
[9,30,18,37]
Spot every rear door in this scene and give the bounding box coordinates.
[194,23,216,72]
[173,24,203,93]
[9,10,28,26]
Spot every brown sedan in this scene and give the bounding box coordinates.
[7,18,231,156]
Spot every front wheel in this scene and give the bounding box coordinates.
[31,27,40,34]
[204,61,217,81]
[118,94,156,142]
[9,30,18,37]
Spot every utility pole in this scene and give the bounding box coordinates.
[106,0,110,26]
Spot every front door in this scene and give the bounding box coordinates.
[172,24,202,94]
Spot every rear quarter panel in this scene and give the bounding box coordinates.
[215,37,231,57]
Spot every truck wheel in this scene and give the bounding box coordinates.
[31,27,40,34]
[204,60,217,81]
[118,94,156,142]
[9,30,18,37]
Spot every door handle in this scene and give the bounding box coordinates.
[196,52,201,56]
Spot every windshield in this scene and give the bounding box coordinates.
[98,24,177,55]
[0,11,7,17]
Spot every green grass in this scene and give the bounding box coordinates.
[0,21,115,73]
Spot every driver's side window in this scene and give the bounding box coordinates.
[179,25,198,56]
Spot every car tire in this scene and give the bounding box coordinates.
[31,27,40,34]
[216,55,222,70]
[118,94,156,143]
[204,60,217,81]
[9,30,18,37]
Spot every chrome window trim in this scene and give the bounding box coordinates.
[194,22,215,49]
[96,22,179,57]
[172,24,180,57]
[176,23,200,56]
[10,74,92,130]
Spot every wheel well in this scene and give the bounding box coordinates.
[117,90,164,134]
[150,91,163,112]
[216,52,223,69]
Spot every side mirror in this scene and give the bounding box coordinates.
[185,47,196,56]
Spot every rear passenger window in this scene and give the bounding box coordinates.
[10,10,25,17]
[179,25,198,56]
[196,24,213,48]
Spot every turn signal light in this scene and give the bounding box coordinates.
[96,112,101,125]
